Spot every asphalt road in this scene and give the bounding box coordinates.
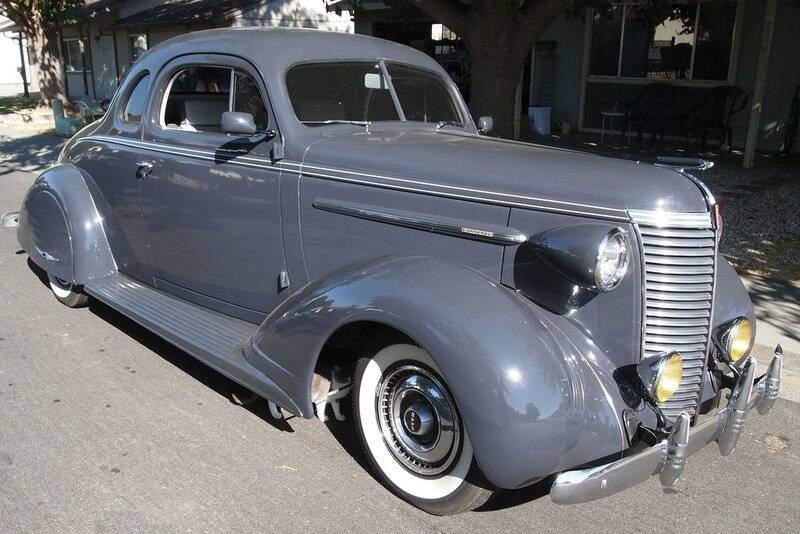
[1,165,799,533]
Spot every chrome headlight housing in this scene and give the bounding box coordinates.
[637,352,683,403]
[594,228,631,291]
[719,317,754,364]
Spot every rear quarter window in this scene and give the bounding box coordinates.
[123,73,151,124]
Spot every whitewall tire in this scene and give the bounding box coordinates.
[353,343,493,515]
[47,273,89,308]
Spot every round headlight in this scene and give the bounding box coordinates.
[722,317,753,363]
[594,228,630,291]
[637,352,683,403]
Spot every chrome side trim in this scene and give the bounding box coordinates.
[654,156,714,172]
[313,198,527,246]
[78,135,632,222]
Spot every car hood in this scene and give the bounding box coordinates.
[299,129,709,218]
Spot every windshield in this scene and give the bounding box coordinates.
[286,61,462,125]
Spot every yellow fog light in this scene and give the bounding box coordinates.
[722,317,753,363]
[654,353,683,402]
[637,352,683,403]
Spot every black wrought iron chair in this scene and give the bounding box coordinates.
[624,82,676,146]
[680,85,748,150]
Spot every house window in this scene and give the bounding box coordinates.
[129,33,148,63]
[63,38,89,72]
[589,1,737,82]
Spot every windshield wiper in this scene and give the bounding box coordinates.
[301,120,370,127]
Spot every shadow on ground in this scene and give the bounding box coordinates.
[23,259,558,511]
[747,276,800,344]
[24,257,294,433]
[0,131,65,175]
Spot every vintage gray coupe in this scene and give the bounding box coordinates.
[15,28,784,514]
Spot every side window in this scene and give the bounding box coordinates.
[163,66,230,133]
[162,66,268,133]
[123,73,151,124]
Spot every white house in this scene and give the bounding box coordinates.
[0,16,39,96]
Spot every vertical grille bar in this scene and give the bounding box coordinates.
[629,210,716,420]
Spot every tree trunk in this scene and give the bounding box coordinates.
[467,41,528,139]
[459,7,547,139]
[411,0,567,140]
[25,15,67,107]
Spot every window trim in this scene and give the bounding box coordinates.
[586,0,741,85]
[112,69,151,137]
[128,32,149,63]
[145,53,278,151]
[120,71,152,125]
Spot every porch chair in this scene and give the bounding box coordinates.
[624,82,676,146]
[679,85,748,150]
[75,95,105,123]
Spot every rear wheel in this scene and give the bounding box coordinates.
[353,343,493,515]
[47,273,89,308]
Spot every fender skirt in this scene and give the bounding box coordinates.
[243,256,629,489]
[17,163,115,284]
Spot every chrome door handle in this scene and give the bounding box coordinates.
[136,161,154,179]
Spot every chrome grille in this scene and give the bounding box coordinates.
[630,210,717,419]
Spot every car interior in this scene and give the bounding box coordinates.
[163,66,268,133]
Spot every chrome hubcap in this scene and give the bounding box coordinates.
[377,364,461,476]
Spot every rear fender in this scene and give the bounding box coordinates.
[244,255,628,488]
[17,163,115,284]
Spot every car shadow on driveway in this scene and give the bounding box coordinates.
[25,259,558,510]
[25,258,295,433]
[746,276,800,346]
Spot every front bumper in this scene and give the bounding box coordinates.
[550,346,783,504]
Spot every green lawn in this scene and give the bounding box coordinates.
[0,95,40,115]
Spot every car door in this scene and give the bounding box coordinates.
[139,54,286,323]
[76,67,153,282]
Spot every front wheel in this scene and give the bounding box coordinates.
[353,343,494,515]
[47,272,89,308]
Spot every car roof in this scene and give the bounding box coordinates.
[143,27,442,72]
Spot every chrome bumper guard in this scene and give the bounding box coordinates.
[550,346,783,505]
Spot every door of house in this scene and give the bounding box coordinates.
[92,35,117,100]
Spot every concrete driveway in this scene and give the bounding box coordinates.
[1,133,798,532]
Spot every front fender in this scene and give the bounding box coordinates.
[698,256,758,405]
[244,256,628,489]
[17,163,115,284]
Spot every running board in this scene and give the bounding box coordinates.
[84,272,299,414]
